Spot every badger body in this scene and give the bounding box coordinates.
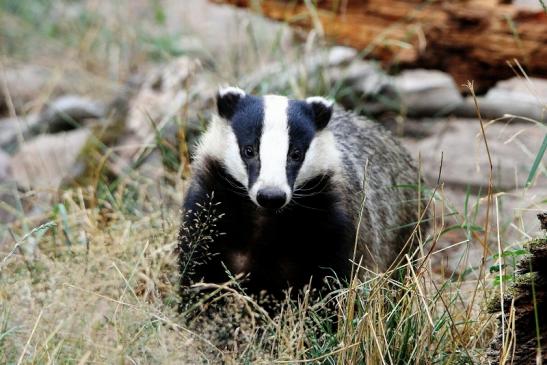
[179,87,422,296]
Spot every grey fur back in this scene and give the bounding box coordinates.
[329,109,424,272]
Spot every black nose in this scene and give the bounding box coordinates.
[256,188,287,209]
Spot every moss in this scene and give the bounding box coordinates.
[513,271,538,288]
[486,291,502,313]
[488,266,541,313]
[527,237,547,249]
[503,272,540,298]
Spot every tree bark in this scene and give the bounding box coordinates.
[213,0,547,91]
[486,213,547,364]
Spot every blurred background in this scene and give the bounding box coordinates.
[0,0,546,363]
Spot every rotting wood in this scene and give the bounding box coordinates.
[486,212,547,364]
[213,0,547,91]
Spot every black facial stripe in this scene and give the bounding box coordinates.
[229,95,264,188]
[245,152,260,188]
[286,100,317,188]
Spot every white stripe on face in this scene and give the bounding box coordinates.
[249,95,291,205]
[295,129,342,187]
[195,116,248,186]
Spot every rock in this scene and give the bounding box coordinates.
[406,119,546,191]
[239,48,340,93]
[37,95,106,133]
[1,63,118,116]
[0,149,11,183]
[327,46,358,66]
[394,69,464,117]
[489,77,547,103]
[453,77,547,122]
[330,59,393,95]
[0,92,106,152]
[0,184,17,227]
[0,189,18,226]
[484,77,546,122]
[0,64,54,113]
[240,46,395,116]
[0,96,104,152]
[332,59,397,114]
[454,96,546,123]
[513,0,545,10]
[501,186,547,236]
[10,129,91,191]
[111,57,203,176]
[0,150,20,225]
[163,0,295,71]
[403,117,547,277]
[330,60,385,87]
[428,183,547,277]
[0,114,41,152]
[60,78,141,188]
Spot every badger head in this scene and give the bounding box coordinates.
[198,86,339,210]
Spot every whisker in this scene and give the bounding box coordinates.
[287,199,327,212]
[219,175,249,198]
[293,179,332,199]
[294,174,330,193]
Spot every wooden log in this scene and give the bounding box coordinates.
[213,0,547,91]
[486,213,547,364]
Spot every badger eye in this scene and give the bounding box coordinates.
[243,145,256,159]
[289,149,303,162]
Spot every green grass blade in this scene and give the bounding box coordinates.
[525,134,547,188]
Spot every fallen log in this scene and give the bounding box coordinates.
[487,213,547,364]
[213,0,547,91]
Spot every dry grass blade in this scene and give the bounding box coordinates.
[16,309,43,365]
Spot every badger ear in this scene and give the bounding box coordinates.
[305,96,333,130]
[217,86,246,120]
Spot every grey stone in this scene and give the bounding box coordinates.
[329,59,397,114]
[112,57,203,175]
[327,46,358,66]
[163,0,295,72]
[394,69,464,117]
[454,77,547,122]
[484,77,546,121]
[488,77,547,103]
[1,63,118,116]
[0,114,40,151]
[0,182,19,226]
[38,95,107,133]
[10,128,91,191]
[404,119,546,191]
[513,0,545,10]
[0,150,18,224]
[454,96,546,123]
[427,182,547,278]
[0,64,54,113]
[0,149,11,182]
[332,60,392,94]
[0,94,104,151]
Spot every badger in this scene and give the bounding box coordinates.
[178,86,424,298]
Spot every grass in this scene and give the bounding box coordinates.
[1,170,530,363]
[1,0,547,364]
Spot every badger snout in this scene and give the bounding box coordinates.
[256,187,287,210]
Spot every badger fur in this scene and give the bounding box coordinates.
[178,86,424,297]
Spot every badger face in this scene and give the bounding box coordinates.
[215,86,334,210]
